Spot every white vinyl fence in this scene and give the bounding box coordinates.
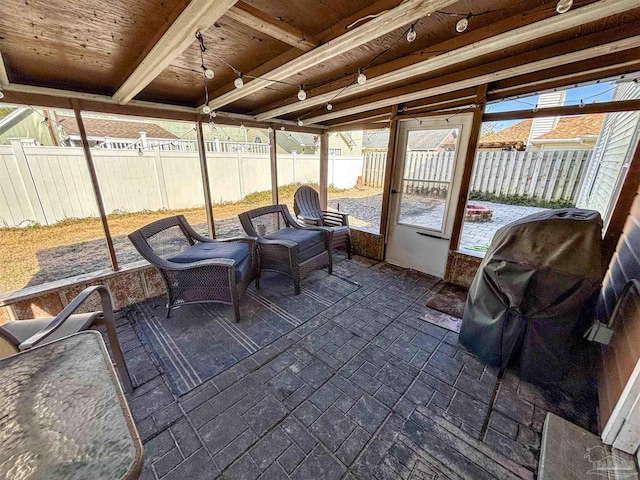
[363,149,592,202]
[0,142,364,227]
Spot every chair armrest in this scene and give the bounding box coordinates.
[19,285,113,350]
[322,210,349,226]
[217,236,258,245]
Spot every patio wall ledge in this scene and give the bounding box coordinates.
[0,261,165,323]
[444,249,484,288]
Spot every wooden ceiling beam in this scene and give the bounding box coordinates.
[254,0,640,121]
[201,0,406,105]
[488,58,640,101]
[322,107,393,127]
[112,0,238,105]
[327,122,389,133]
[225,2,320,51]
[0,52,9,88]
[205,0,459,111]
[483,98,640,122]
[304,28,640,124]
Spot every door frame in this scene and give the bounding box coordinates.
[385,113,475,276]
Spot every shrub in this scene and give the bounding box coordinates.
[468,191,575,209]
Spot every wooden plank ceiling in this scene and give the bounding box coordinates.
[1,0,639,126]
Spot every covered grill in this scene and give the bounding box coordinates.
[459,209,603,384]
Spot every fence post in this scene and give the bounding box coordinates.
[292,151,297,184]
[9,138,48,226]
[237,150,245,200]
[153,146,169,209]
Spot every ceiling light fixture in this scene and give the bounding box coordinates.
[297,85,307,101]
[556,0,573,14]
[456,16,470,33]
[406,24,417,43]
[357,68,367,85]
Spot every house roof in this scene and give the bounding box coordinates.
[284,132,318,147]
[535,113,605,140]
[56,115,177,139]
[479,119,533,146]
[479,114,605,146]
[407,128,455,150]
[363,130,390,149]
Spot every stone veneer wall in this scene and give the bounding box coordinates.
[350,228,384,261]
[444,250,483,288]
[0,261,166,324]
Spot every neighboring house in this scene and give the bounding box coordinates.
[530,113,605,150]
[578,80,640,220]
[55,115,178,148]
[479,114,605,151]
[0,108,56,146]
[362,129,455,152]
[276,131,363,155]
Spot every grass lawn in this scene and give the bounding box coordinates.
[0,185,381,294]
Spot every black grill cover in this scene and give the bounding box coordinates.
[459,208,602,384]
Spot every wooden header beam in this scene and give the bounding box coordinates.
[483,98,640,122]
[226,2,320,51]
[205,0,458,111]
[254,0,640,122]
[112,0,238,105]
[305,32,640,124]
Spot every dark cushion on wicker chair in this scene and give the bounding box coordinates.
[264,228,323,251]
[169,242,251,280]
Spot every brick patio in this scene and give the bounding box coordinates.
[115,255,596,480]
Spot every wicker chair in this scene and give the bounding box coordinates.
[128,215,258,322]
[238,204,333,295]
[0,286,133,393]
[293,185,352,258]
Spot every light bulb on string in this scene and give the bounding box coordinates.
[357,69,367,85]
[579,99,585,108]
[326,103,333,111]
[137,147,144,157]
[406,25,417,43]
[202,105,211,114]
[297,119,304,126]
[204,68,214,79]
[234,75,244,89]
[240,123,246,130]
[210,111,216,118]
[280,125,286,131]
[0,89,4,100]
[533,103,539,113]
[556,0,573,14]
[297,85,307,101]
[456,16,470,33]
[267,126,273,133]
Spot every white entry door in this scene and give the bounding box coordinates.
[386,113,474,277]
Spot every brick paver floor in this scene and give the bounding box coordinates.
[115,255,595,480]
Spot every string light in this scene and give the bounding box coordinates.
[297,119,304,126]
[297,85,307,101]
[326,103,333,111]
[202,105,211,114]
[137,147,144,157]
[579,99,585,108]
[456,16,470,33]
[406,24,417,43]
[556,0,573,14]
[204,68,215,79]
[234,74,244,89]
[0,89,4,100]
[533,103,538,113]
[267,126,273,133]
[280,125,286,131]
[357,69,367,85]
[210,111,216,118]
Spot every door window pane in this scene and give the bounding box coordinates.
[398,128,459,232]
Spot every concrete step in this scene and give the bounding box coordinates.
[539,412,639,480]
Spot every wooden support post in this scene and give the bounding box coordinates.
[602,139,640,271]
[269,128,279,205]
[72,100,119,271]
[319,132,329,210]
[449,84,488,251]
[196,120,215,238]
[381,106,399,242]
